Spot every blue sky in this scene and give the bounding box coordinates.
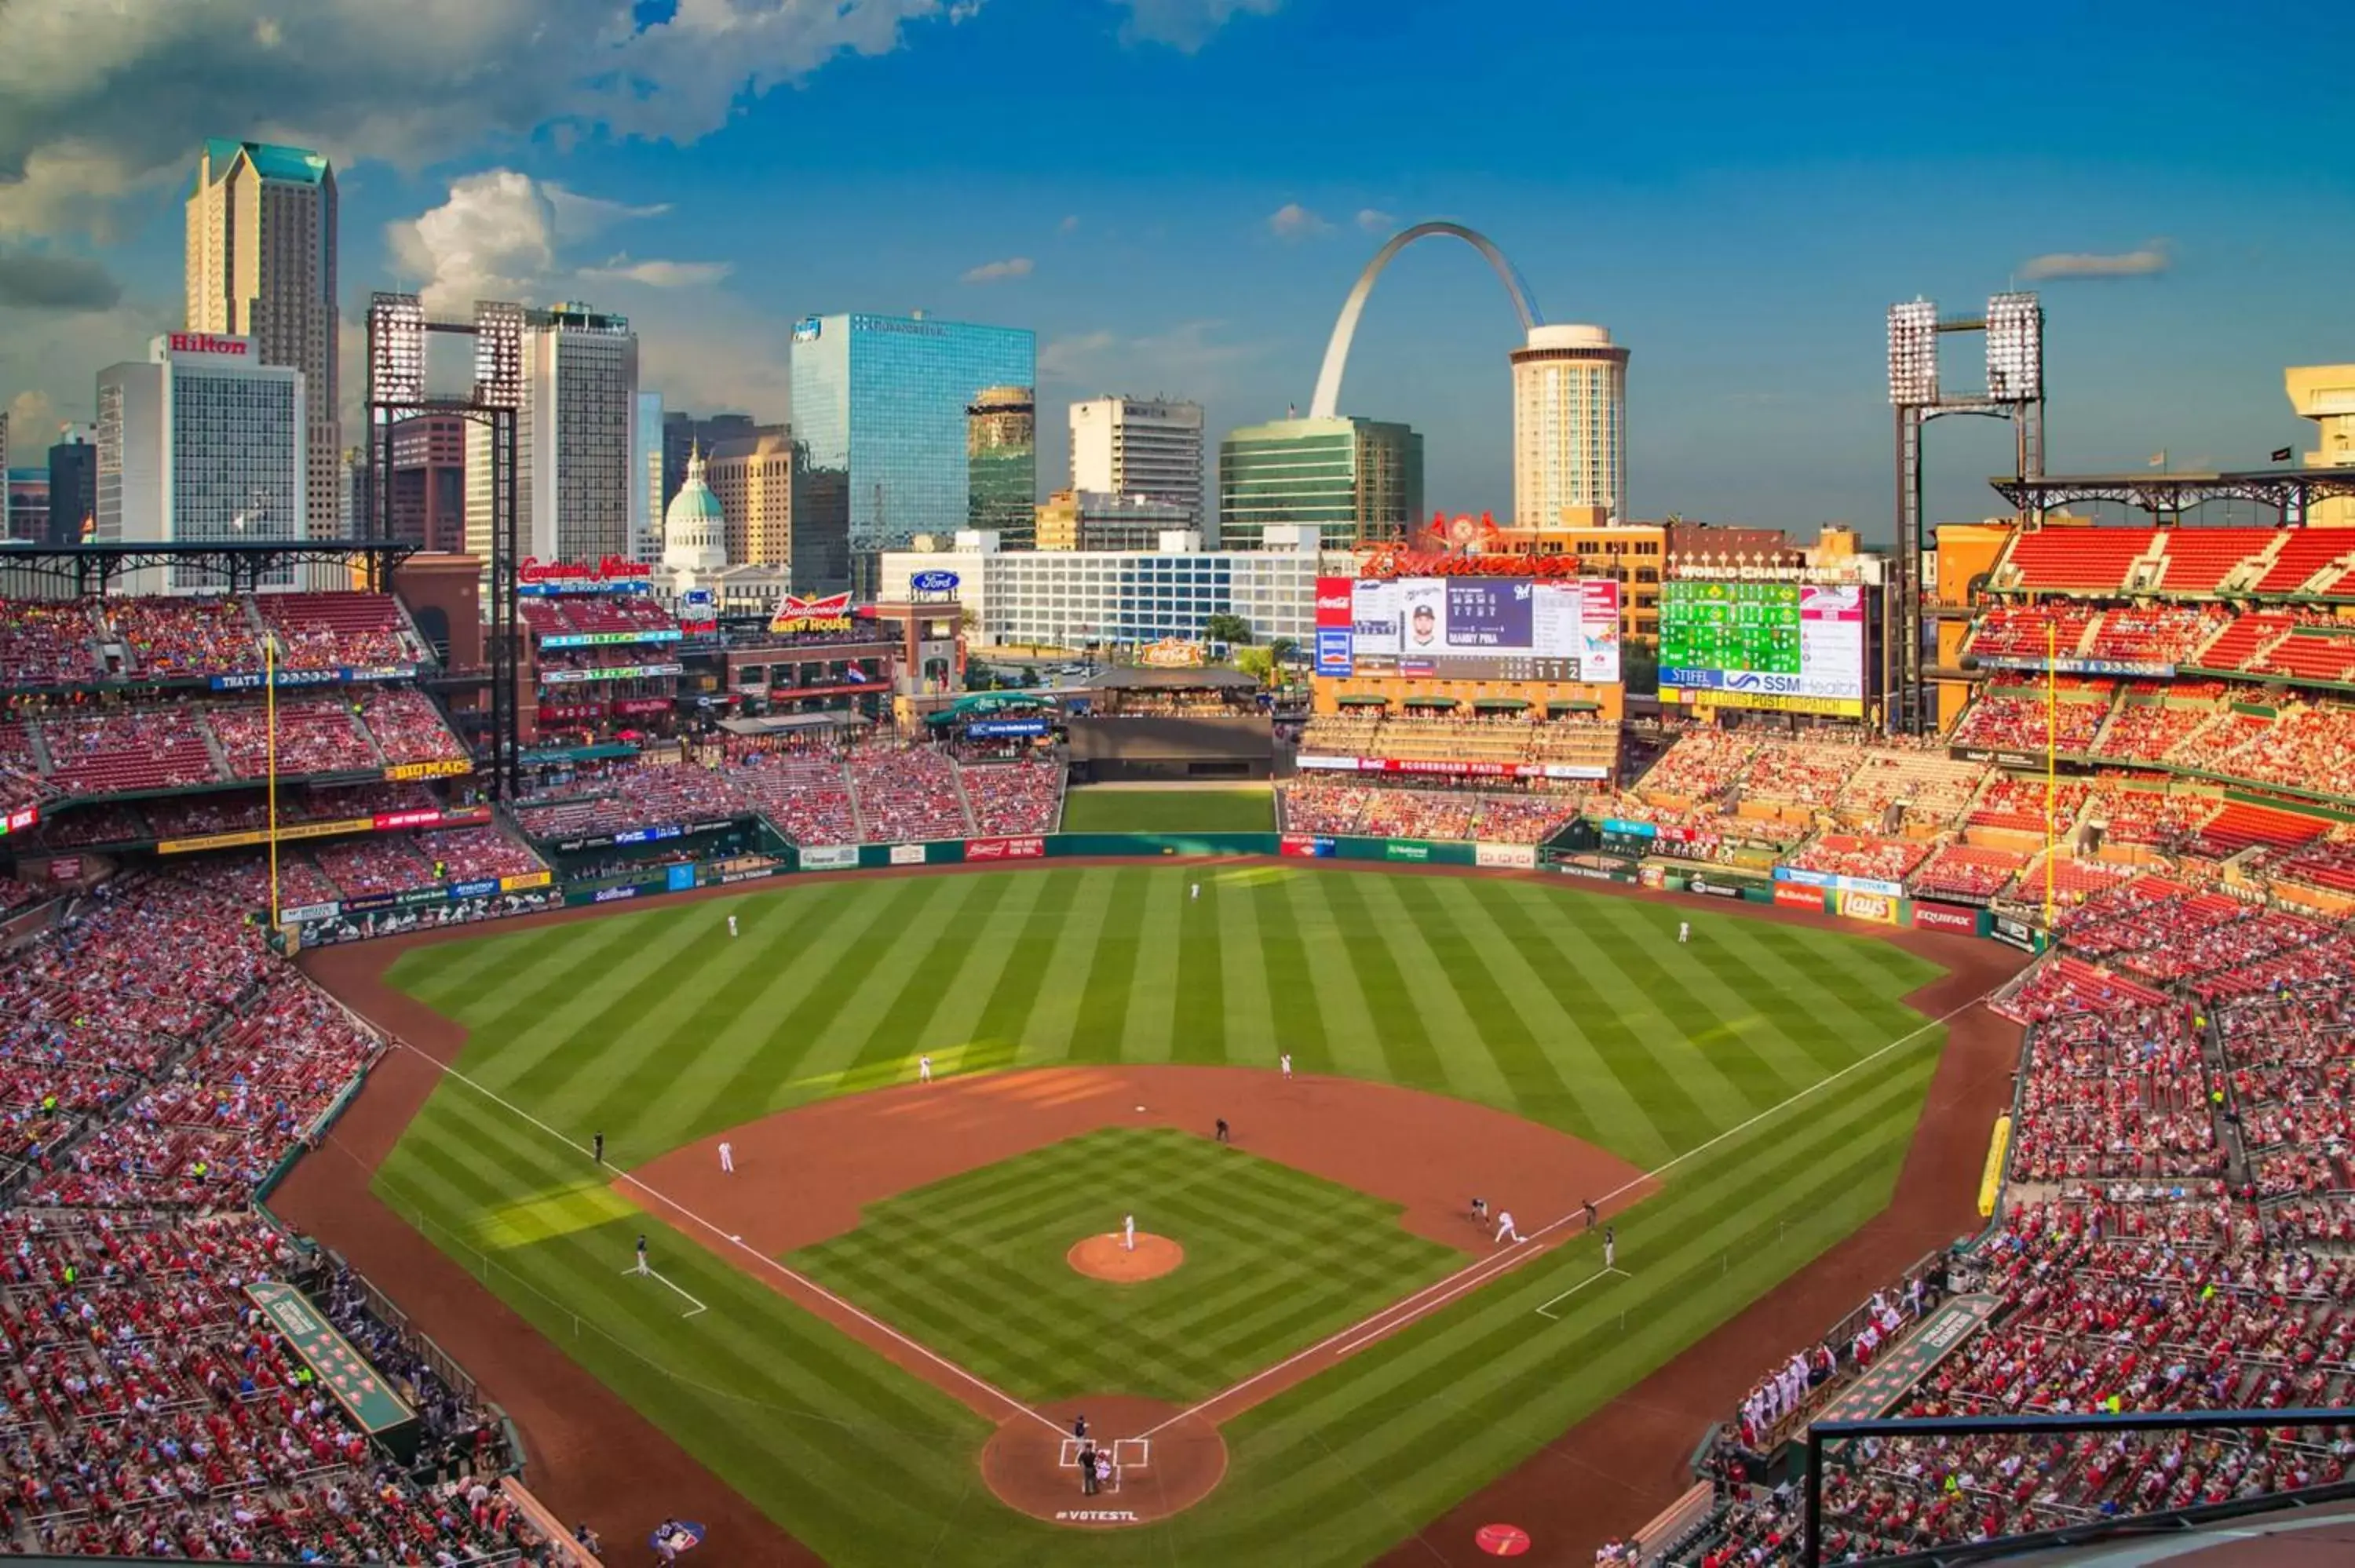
[1,0,2347,534]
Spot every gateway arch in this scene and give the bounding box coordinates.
[1307,221,1543,421]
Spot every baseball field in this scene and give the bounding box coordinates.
[339,862,1975,1565]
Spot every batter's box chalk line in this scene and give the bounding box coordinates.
[1533,1265,1630,1320]
[621,1265,710,1318]
[1058,1438,1152,1469]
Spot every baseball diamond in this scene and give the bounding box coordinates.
[268,860,2025,1566]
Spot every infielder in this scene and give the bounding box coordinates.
[1280,1052,1293,1080]
[918,1054,933,1084]
[1604,1226,1616,1270]
[634,1234,649,1276]
[1494,1210,1524,1245]
[728,914,739,938]
[718,1140,734,1174]
[1123,1214,1137,1253]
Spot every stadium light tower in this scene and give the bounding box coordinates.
[1886,290,2046,736]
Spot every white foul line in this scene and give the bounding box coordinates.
[623,1266,710,1318]
[1533,1265,1628,1320]
[1139,982,1999,1439]
[387,1037,1066,1437]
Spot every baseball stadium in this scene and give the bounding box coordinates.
[12,488,2355,1568]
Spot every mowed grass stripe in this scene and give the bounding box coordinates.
[381,866,1961,1567]
[836,871,1028,1086]
[1120,870,1185,1063]
[790,873,992,1085]
[1349,875,1521,1110]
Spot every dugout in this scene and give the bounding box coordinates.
[1065,667,1274,782]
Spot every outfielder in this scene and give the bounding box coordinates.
[1678,921,1690,943]
[718,1140,734,1174]
[1123,1214,1137,1252]
[1494,1210,1524,1245]
[1190,883,1199,902]
[728,914,739,938]
[918,1054,933,1084]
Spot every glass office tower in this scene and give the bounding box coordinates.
[790,313,1036,594]
[1217,415,1423,550]
[966,385,1036,548]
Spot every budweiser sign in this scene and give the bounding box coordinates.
[769,591,856,636]
[167,332,250,357]
[518,556,652,585]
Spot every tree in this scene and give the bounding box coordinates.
[1620,640,1659,695]
[1233,646,1276,687]
[1268,635,1300,665]
[1203,613,1253,647]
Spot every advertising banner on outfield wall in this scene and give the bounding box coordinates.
[1474,842,1539,870]
[1681,874,1748,899]
[1774,883,1828,912]
[1992,914,2040,952]
[1911,901,1980,934]
[1835,888,1900,924]
[1384,841,1433,862]
[1279,834,1334,858]
[1775,865,1905,900]
[966,836,1046,861]
[888,844,926,866]
[798,844,860,871]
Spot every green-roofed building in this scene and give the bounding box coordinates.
[1216,414,1422,551]
[185,139,341,555]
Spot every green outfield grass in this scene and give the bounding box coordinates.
[794,1128,1458,1402]
[377,864,1950,1566]
[1059,786,1274,833]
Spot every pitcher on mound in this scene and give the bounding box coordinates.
[1123,1213,1136,1252]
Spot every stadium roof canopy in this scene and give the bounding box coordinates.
[1081,666,1260,691]
[0,538,418,596]
[1988,465,2355,523]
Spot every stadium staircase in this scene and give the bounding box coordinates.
[195,715,235,782]
[948,766,980,837]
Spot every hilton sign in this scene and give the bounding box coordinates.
[166,332,250,357]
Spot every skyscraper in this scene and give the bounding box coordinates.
[465,301,640,566]
[1069,397,1204,528]
[966,386,1036,547]
[661,411,756,513]
[705,425,795,567]
[49,428,98,545]
[1217,416,1422,551]
[184,140,340,549]
[634,391,665,560]
[789,312,1036,593]
[1510,323,1628,526]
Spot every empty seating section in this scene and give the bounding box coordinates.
[1908,842,2023,901]
[256,591,424,667]
[105,596,258,679]
[2271,838,2355,895]
[2021,852,2137,905]
[1301,713,1619,774]
[2152,529,2273,593]
[520,594,677,639]
[1999,527,2157,591]
[2182,801,2330,860]
[2251,527,2355,596]
[2248,629,2355,684]
[2189,611,2298,673]
[208,696,378,779]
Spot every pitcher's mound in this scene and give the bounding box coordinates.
[1068,1232,1183,1282]
[980,1395,1226,1526]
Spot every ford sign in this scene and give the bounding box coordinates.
[910,570,961,593]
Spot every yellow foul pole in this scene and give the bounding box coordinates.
[2044,619,2056,925]
[266,636,280,928]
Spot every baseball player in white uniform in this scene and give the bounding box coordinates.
[1190,883,1199,901]
[1123,1214,1137,1253]
[1494,1210,1524,1245]
[1678,921,1689,943]
[1280,1052,1293,1080]
[728,914,739,938]
[918,1054,933,1084]
[718,1140,734,1174]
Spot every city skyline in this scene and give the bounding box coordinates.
[0,0,2345,538]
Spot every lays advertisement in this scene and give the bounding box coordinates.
[1835,888,1899,925]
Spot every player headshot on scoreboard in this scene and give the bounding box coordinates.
[1409,602,1437,647]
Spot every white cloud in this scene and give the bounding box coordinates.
[1111,0,1282,51]
[1058,214,1082,235]
[961,257,1035,284]
[0,0,959,239]
[2020,242,2171,281]
[581,257,735,288]
[544,184,670,243]
[6,389,64,440]
[1039,320,1257,392]
[388,170,561,313]
[1266,202,1330,242]
[1355,208,1396,234]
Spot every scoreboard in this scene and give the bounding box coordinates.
[1659,580,1869,716]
